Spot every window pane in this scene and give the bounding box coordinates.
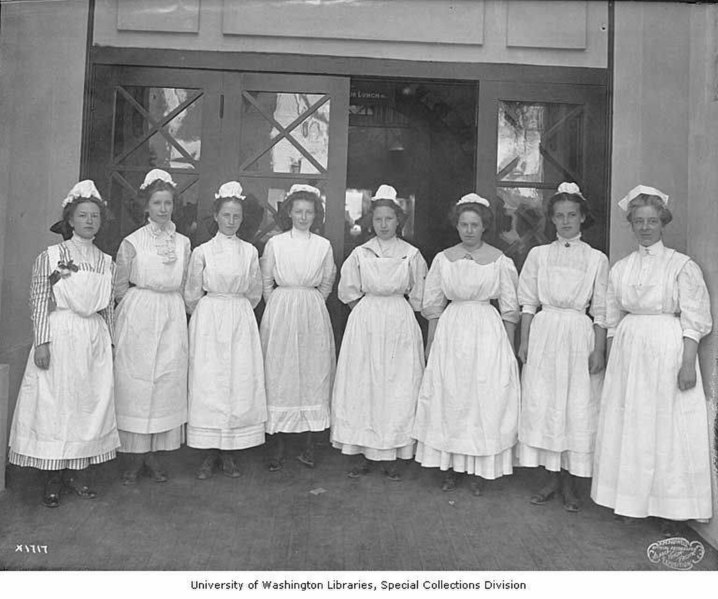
[239,92,330,174]
[113,86,202,170]
[497,101,582,185]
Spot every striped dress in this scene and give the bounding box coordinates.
[9,236,119,469]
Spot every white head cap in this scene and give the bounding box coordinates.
[457,193,490,208]
[617,185,669,212]
[140,169,176,190]
[287,183,321,198]
[371,184,401,207]
[62,180,104,208]
[215,181,245,200]
[557,182,585,198]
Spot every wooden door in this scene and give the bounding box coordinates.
[86,65,223,254]
[218,73,350,263]
[476,81,608,269]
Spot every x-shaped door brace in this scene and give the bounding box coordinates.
[239,91,330,175]
[112,86,202,170]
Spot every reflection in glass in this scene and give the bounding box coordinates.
[497,101,582,184]
[496,101,586,270]
[113,86,202,170]
[240,92,330,174]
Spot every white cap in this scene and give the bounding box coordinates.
[62,180,104,208]
[617,185,669,212]
[287,184,321,198]
[457,193,490,208]
[215,181,246,200]
[371,184,401,207]
[140,169,176,190]
[557,182,584,197]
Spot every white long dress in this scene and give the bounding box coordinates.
[9,237,119,469]
[517,234,608,476]
[413,249,521,479]
[114,220,190,453]
[260,229,337,434]
[184,233,267,450]
[591,240,713,520]
[331,237,428,461]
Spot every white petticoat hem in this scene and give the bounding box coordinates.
[331,441,415,461]
[516,443,593,477]
[187,424,265,450]
[118,426,185,453]
[266,405,330,434]
[415,442,514,479]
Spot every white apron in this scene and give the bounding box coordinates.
[10,245,119,461]
[517,241,606,476]
[413,255,520,478]
[260,233,335,434]
[114,230,188,434]
[187,238,266,449]
[331,249,424,459]
[591,247,713,520]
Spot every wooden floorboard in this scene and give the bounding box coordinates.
[1,443,716,571]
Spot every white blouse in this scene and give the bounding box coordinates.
[260,229,336,302]
[184,233,262,313]
[517,235,609,327]
[338,237,427,311]
[114,220,191,299]
[605,240,712,342]
[421,250,520,323]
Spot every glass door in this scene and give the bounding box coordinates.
[477,81,608,269]
[219,73,350,263]
[86,66,223,254]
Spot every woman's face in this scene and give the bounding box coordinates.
[631,205,663,246]
[70,201,101,240]
[147,190,174,226]
[551,199,585,239]
[372,206,399,241]
[214,200,243,237]
[290,199,316,232]
[457,209,484,249]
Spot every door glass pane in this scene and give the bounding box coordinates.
[113,86,202,170]
[106,85,203,252]
[497,101,582,185]
[239,92,330,174]
[496,100,585,269]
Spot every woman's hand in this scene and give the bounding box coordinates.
[678,363,697,391]
[678,337,699,391]
[517,340,529,364]
[34,343,51,370]
[588,349,605,374]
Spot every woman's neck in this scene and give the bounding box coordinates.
[460,240,483,253]
[291,227,311,239]
[70,232,95,245]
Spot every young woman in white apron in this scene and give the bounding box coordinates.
[184,181,266,479]
[9,180,119,507]
[516,182,608,512]
[331,185,427,481]
[413,194,521,496]
[260,184,336,471]
[114,169,191,484]
[591,186,713,537]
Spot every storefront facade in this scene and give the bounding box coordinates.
[1,1,717,544]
